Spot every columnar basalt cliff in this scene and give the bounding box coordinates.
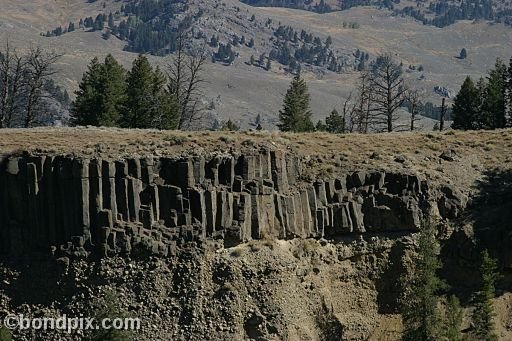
[1,129,512,340]
[0,149,464,258]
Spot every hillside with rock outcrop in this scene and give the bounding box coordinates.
[2,0,512,128]
[0,128,511,340]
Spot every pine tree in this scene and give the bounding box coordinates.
[443,295,463,341]
[402,220,445,341]
[482,58,506,129]
[278,73,314,132]
[121,55,177,129]
[460,48,467,59]
[108,12,114,28]
[71,55,126,127]
[325,109,344,133]
[315,120,327,131]
[472,249,499,341]
[101,54,127,126]
[505,57,512,127]
[121,55,157,128]
[452,76,479,130]
[220,119,239,131]
[151,66,179,130]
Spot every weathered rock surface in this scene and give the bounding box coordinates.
[0,150,464,258]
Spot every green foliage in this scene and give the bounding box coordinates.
[443,295,463,341]
[460,48,467,59]
[270,25,345,73]
[452,57,511,130]
[325,109,345,133]
[0,326,12,341]
[220,119,239,131]
[481,58,506,129]
[452,76,480,130]
[72,54,177,129]
[278,73,314,132]
[86,290,134,341]
[71,55,127,127]
[122,55,163,128]
[471,249,500,341]
[315,120,327,131]
[402,220,446,341]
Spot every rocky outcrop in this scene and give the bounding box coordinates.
[0,150,463,258]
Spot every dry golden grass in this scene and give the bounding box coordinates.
[1,127,511,193]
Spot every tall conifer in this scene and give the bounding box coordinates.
[278,72,314,132]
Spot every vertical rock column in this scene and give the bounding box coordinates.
[88,159,103,241]
[25,162,40,251]
[3,158,25,254]
[102,160,117,223]
[73,158,91,243]
[56,157,76,245]
[115,160,129,221]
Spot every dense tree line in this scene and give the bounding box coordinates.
[270,25,349,73]
[452,58,512,130]
[44,0,196,56]
[0,43,66,128]
[396,0,512,28]
[72,36,207,130]
[239,0,334,13]
[71,54,178,128]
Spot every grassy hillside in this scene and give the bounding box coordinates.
[0,0,511,128]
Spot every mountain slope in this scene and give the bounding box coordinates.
[1,0,512,129]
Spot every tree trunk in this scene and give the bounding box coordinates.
[410,103,416,131]
[440,98,446,131]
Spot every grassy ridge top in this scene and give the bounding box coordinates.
[1,127,510,193]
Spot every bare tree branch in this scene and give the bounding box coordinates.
[167,31,208,130]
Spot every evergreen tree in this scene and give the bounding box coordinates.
[315,120,327,131]
[459,48,467,59]
[402,220,445,341]
[443,295,463,341]
[71,55,126,127]
[71,57,103,126]
[122,55,158,128]
[101,54,127,125]
[325,109,344,133]
[108,12,115,28]
[121,55,177,129]
[278,72,314,132]
[471,249,500,341]
[452,76,480,130]
[151,66,179,130]
[505,57,512,127]
[220,119,239,131]
[482,58,506,129]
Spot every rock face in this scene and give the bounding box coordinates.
[0,150,461,257]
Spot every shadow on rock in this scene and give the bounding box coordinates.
[441,169,512,296]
